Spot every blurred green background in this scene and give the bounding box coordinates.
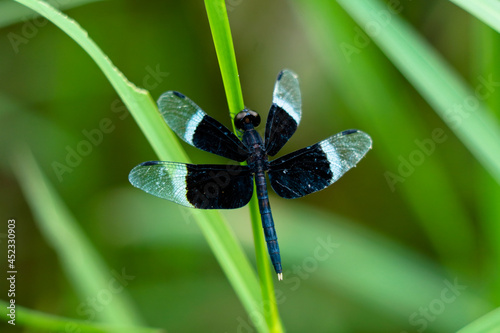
[1,0,500,332]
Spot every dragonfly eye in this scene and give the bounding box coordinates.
[235,109,261,130]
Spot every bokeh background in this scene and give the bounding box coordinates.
[1,0,500,332]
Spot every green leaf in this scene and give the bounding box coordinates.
[277,205,485,331]
[204,0,244,122]
[100,189,488,331]
[0,300,162,333]
[13,0,179,162]
[450,0,500,34]
[293,0,476,273]
[457,307,500,333]
[12,148,142,325]
[337,0,500,185]
[204,1,283,331]
[0,0,101,28]
[474,20,500,304]
[12,0,266,330]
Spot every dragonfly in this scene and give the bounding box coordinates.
[129,69,372,280]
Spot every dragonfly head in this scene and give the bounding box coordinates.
[235,109,261,130]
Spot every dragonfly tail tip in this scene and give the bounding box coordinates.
[278,273,283,281]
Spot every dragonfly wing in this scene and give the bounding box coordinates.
[264,70,302,156]
[158,91,249,161]
[129,161,254,209]
[268,129,372,199]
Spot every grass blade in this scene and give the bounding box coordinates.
[337,0,500,185]
[102,189,489,331]
[12,148,142,325]
[205,1,283,331]
[277,205,485,331]
[13,0,178,162]
[0,300,162,333]
[204,0,244,121]
[450,0,500,34]
[293,0,476,273]
[13,0,266,329]
[457,307,500,333]
[0,0,101,29]
[473,23,500,304]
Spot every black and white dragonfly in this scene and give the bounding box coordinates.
[129,70,372,280]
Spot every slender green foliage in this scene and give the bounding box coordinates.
[450,0,500,34]
[204,0,244,121]
[0,300,162,333]
[205,1,283,331]
[12,148,142,325]
[293,0,476,274]
[457,307,500,332]
[6,0,500,331]
[337,0,500,185]
[12,0,266,331]
[0,0,100,28]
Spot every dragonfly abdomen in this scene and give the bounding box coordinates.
[255,171,282,280]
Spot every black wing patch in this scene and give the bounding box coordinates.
[268,130,372,199]
[264,69,302,156]
[158,91,249,162]
[129,161,254,209]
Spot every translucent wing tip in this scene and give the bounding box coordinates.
[277,69,298,81]
[128,163,142,186]
[342,129,373,151]
[157,90,184,107]
[278,273,283,281]
[271,69,302,127]
[356,130,373,150]
[128,161,156,187]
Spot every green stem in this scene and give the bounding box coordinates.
[0,300,161,333]
[204,0,244,122]
[457,307,500,333]
[11,0,269,331]
[249,195,284,333]
[204,1,283,332]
